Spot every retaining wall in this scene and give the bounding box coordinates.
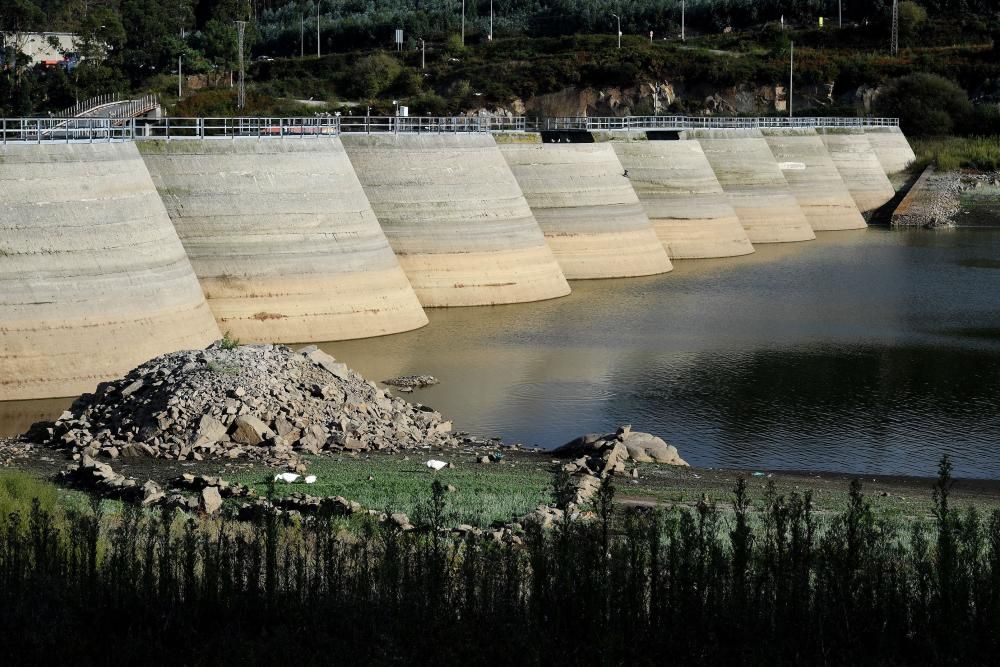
[138,138,428,343]
[761,128,867,231]
[610,137,755,258]
[817,128,897,218]
[497,136,672,278]
[0,142,221,401]
[685,128,815,244]
[341,134,570,306]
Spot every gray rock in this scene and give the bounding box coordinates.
[200,486,223,515]
[192,414,227,447]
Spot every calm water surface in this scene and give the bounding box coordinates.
[3,228,1000,478]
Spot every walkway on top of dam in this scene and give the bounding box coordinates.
[0,115,899,143]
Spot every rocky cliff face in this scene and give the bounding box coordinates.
[468,80,845,118]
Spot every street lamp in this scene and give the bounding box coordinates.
[612,13,621,49]
[789,41,794,118]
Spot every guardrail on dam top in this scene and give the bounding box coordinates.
[0,115,900,143]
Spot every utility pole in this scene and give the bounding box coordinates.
[421,38,425,69]
[317,1,321,58]
[839,0,842,28]
[461,0,465,47]
[682,0,686,41]
[177,54,182,98]
[789,41,794,118]
[300,14,304,57]
[236,20,247,110]
[891,0,899,55]
[612,13,621,49]
[489,0,494,41]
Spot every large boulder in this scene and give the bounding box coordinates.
[553,426,688,467]
[621,431,687,466]
[229,415,274,446]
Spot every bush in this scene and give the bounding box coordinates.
[874,72,973,136]
[348,51,403,99]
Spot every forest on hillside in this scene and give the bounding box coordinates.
[1,1,998,117]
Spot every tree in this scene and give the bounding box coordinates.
[899,1,928,45]
[873,72,973,136]
[0,0,45,83]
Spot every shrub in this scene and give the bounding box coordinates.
[348,51,403,99]
[874,72,973,136]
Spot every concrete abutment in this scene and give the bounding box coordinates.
[341,134,571,306]
[0,142,221,401]
[137,138,429,344]
[684,128,816,244]
[497,134,673,278]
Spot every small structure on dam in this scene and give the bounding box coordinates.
[0,143,221,401]
[864,127,917,178]
[817,128,897,218]
[761,128,867,231]
[497,136,673,279]
[341,134,570,307]
[138,138,428,343]
[686,128,815,244]
[610,137,755,259]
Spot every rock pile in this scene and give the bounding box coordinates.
[893,168,1000,229]
[27,342,460,468]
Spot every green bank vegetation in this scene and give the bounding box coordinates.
[231,454,554,527]
[911,135,1000,172]
[1,457,1000,663]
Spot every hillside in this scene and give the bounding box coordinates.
[1,1,998,136]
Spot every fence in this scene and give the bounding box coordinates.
[0,115,899,143]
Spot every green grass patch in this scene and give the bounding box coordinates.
[911,136,1000,172]
[229,454,554,527]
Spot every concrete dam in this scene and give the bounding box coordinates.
[496,135,673,278]
[138,138,428,344]
[0,116,912,400]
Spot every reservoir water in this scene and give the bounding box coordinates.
[3,228,999,478]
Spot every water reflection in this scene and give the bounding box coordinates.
[3,228,1000,477]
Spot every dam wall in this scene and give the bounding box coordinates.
[609,137,755,259]
[341,134,570,306]
[864,127,917,178]
[497,135,673,278]
[761,128,867,231]
[0,142,221,401]
[817,129,897,218]
[684,129,815,244]
[138,138,428,344]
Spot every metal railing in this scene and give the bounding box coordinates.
[543,116,900,131]
[0,115,899,143]
[52,94,123,119]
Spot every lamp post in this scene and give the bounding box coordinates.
[177,54,182,98]
[461,0,465,47]
[789,41,794,118]
[682,0,686,42]
[489,0,494,41]
[612,13,621,48]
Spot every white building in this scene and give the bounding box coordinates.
[1,32,78,66]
